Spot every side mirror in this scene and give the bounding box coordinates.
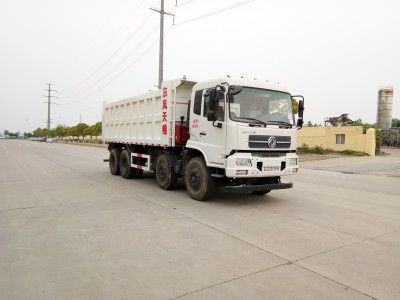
[229,85,242,95]
[298,99,304,119]
[296,118,304,128]
[292,95,304,129]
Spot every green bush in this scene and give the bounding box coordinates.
[297,144,334,154]
[297,144,369,156]
[340,150,368,156]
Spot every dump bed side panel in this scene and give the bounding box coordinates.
[102,79,195,147]
[103,88,170,146]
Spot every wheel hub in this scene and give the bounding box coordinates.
[190,168,201,190]
[157,163,167,181]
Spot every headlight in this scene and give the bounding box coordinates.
[236,158,252,167]
[289,158,297,166]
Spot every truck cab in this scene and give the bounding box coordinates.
[103,77,304,201]
[182,78,304,199]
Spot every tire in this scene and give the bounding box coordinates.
[109,148,121,175]
[119,149,143,179]
[156,154,177,190]
[252,190,271,195]
[184,157,214,201]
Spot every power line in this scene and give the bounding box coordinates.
[61,13,154,94]
[60,24,159,103]
[96,27,173,94]
[61,1,159,92]
[174,0,256,26]
[175,0,198,7]
[58,0,257,108]
[61,13,154,93]
[95,0,158,51]
[89,1,132,43]
[61,26,173,106]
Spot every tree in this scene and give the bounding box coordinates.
[42,129,50,137]
[392,118,400,128]
[67,126,78,140]
[33,128,42,137]
[32,121,101,142]
[91,122,102,137]
[75,123,89,140]
[2,130,18,137]
[83,126,92,140]
[54,125,67,140]
[48,129,56,138]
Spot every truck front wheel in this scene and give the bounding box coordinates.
[184,157,214,201]
[109,148,121,175]
[156,154,177,190]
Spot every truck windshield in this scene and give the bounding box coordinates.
[229,87,294,125]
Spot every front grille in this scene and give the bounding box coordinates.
[250,152,286,157]
[249,135,291,149]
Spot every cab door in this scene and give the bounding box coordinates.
[189,89,226,165]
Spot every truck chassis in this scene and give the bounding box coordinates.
[107,143,293,201]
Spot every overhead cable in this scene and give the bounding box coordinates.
[61,27,173,105]
[174,0,256,26]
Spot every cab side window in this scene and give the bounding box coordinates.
[203,91,224,121]
[193,90,202,115]
[203,93,209,117]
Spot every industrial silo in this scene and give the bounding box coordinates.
[376,87,393,130]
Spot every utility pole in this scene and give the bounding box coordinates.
[43,83,57,130]
[150,1,174,89]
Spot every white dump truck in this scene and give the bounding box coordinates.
[102,77,304,200]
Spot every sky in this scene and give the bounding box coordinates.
[0,0,399,133]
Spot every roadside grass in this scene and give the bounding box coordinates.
[339,149,369,156]
[297,144,369,156]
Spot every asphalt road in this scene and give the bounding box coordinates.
[1,140,399,300]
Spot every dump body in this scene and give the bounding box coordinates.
[103,78,196,147]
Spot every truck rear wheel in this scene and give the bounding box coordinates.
[156,154,177,190]
[184,157,214,201]
[109,148,121,175]
[119,149,142,179]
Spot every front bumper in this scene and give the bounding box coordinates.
[224,182,293,192]
[225,152,298,178]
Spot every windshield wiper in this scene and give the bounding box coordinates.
[233,117,267,127]
[232,117,292,128]
[265,121,293,128]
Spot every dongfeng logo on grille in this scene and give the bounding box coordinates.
[267,136,277,148]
